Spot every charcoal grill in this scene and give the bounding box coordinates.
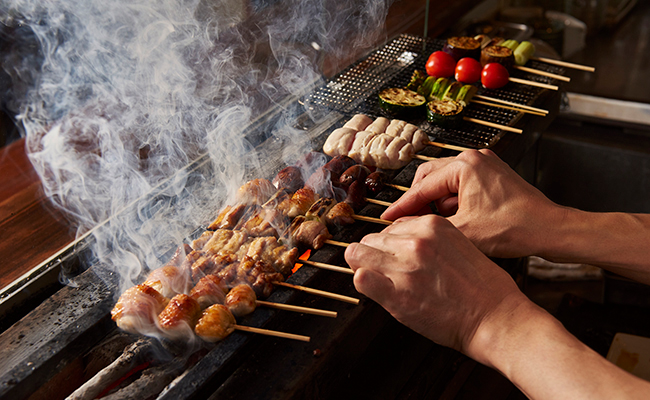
[0,34,561,400]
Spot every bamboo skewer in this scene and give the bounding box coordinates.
[474,95,549,114]
[386,183,409,192]
[530,56,595,72]
[513,65,570,82]
[365,198,393,207]
[275,281,360,305]
[413,154,437,162]
[234,324,311,342]
[300,259,355,275]
[256,300,338,317]
[470,100,547,116]
[508,77,559,90]
[352,214,392,225]
[463,117,523,134]
[325,239,351,247]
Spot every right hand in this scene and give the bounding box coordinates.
[382,149,565,258]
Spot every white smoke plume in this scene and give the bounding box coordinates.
[0,0,392,288]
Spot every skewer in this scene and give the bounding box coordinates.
[234,324,311,342]
[530,56,595,72]
[386,183,409,192]
[470,100,547,117]
[513,65,570,82]
[325,239,350,248]
[426,141,472,151]
[474,95,549,114]
[413,154,436,162]
[300,259,355,275]
[508,77,558,90]
[463,117,523,134]
[365,198,393,207]
[275,281,360,304]
[256,300,338,317]
[352,214,392,225]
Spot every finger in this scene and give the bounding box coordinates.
[382,165,461,221]
[412,157,455,186]
[345,241,395,273]
[353,267,395,305]
[434,195,459,217]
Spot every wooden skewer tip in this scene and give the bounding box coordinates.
[234,324,311,342]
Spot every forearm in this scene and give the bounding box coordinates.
[468,295,650,400]
[538,207,650,284]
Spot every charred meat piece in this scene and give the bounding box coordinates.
[262,189,292,209]
[202,229,250,257]
[208,204,248,230]
[111,284,169,335]
[305,197,337,222]
[323,155,357,177]
[168,243,192,266]
[236,178,276,206]
[225,284,257,317]
[339,164,370,188]
[158,294,202,339]
[365,171,387,197]
[143,265,191,298]
[195,304,236,343]
[272,166,304,192]
[235,256,283,298]
[325,201,355,228]
[288,216,332,250]
[190,274,228,309]
[191,230,214,250]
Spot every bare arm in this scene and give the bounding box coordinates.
[345,216,650,399]
[381,150,650,285]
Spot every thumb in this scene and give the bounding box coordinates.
[353,267,395,305]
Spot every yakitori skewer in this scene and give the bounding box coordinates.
[365,198,393,207]
[513,65,570,82]
[324,239,351,248]
[425,141,472,151]
[530,56,595,72]
[275,281,360,304]
[386,183,409,192]
[352,214,392,225]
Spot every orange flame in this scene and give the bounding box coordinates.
[291,250,311,274]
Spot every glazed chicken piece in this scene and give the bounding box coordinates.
[243,236,299,276]
[236,178,276,206]
[191,230,214,251]
[225,284,257,317]
[288,216,332,250]
[235,207,288,237]
[111,284,169,335]
[202,229,250,257]
[279,187,319,218]
[195,304,237,342]
[305,197,337,223]
[158,294,202,339]
[190,274,229,310]
[325,201,355,228]
[143,265,192,298]
[208,203,248,230]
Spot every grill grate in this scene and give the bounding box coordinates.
[306,34,562,148]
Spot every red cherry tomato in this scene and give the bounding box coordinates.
[425,51,456,78]
[481,63,510,89]
[455,57,482,84]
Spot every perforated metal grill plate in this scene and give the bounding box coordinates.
[306,34,563,148]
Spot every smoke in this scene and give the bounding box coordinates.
[0,0,392,289]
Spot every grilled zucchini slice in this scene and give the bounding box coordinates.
[378,88,426,117]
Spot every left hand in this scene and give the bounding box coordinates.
[345,214,525,355]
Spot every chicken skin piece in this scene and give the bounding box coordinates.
[143,265,192,299]
[225,284,257,317]
[236,179,276,206]
[111,284,169,335]
[195,304,237,342]
[288,216,332,250]
[208,204,248,230]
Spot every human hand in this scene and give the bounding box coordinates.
[345,214,525,355]
[381,150,564,258]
